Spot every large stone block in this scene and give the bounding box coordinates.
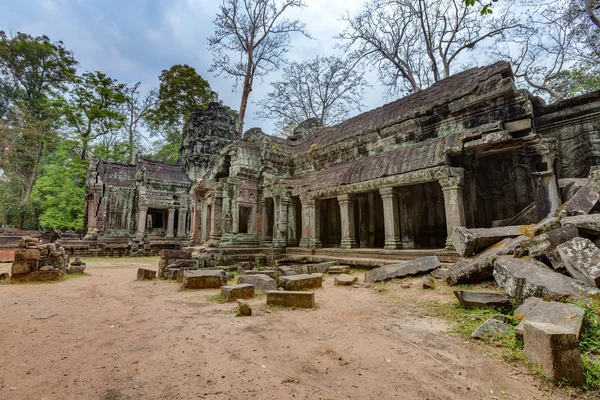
[523,321,585,386]
[453,290,512,309]
[266,291,315,308]
[515,300,584,338]
[277,266,297,276]
[158,249,192,260]
[365,256,440,283]
[10,270,62,282]
[514,297,542,318]
[14,248,41,261]
[328,265,351,274]
[557,237,600,287]
[238,274,277,291]
[181,270,225,289]
[493,256,599,301]
[561,213,600,235]
[293,262,337,274]
[221,284,254,302]
[521,226,579,258]
[446,236,526,285]
[453,226,523,257]
[0,272,9,280]
[68,265,86,274]
[278,274,323,290]
[137,268,156,280]
[559,185,599,217]
[11,261,37,275]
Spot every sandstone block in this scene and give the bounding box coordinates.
[237,299,252,316]
[68,265,86,274]
[277,266,297,276]
[561,213,600,235]
[328,265,351,274]
[561,181,582,203]
[137,268,156,280]
[181,270,225,289]
[524,321,585,386]
[471,319,511,339]
[453,290,512,309]
[515,300,584,338]
[521,226,578,258]
[446,236,526,285]
[422,275,435,289]
[431,268,449,279]
[514,297,542,318]
[237,262,254,270]
[158,249,192,260]
[0,272,9,280]
[493,256,599,301]
[453,226,523,257]
[11,270,62,282]
[166,259,198,270]
[237,274,277,291]
[70,257,84,266]
[14,248,41,261]
[334,274,358,286]
[557,237,600,287]
[559,185,599,217]
[266,291,315,308]
[278,273,323,290]
[545,250,567,274]
[11,261,36,275]
[293,262,336,274]
[245,269,278,278]
[365,256,440,283]
[221,284,254,302]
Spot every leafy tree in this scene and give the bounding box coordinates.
[32,140,86,231]
[208,0,310,133]
[257,56,368,134]
[551,62,600,97]
[146,64,217,162]
[123,82,156,163]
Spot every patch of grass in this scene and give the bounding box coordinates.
[0,272,92,285]
[350,268,368,274]
[425,301,508,338]
[263,304,282,313]
[62,272,92,281]
[577,300,600,392]
[207,294,227,304]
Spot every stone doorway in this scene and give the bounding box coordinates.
[409,182,447,249]
[238,206,252,234]
[353,191,385,249]
[319,198,341,247]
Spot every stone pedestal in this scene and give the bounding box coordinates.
[440,176,466,248]
[338,194,357,249]
[299,197,321,248]
[380,187,401,249]
[136,206,148,239]
[398,188,414,249]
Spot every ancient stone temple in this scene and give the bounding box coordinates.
[79,62,600,262]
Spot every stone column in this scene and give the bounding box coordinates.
[273,197,290,248]
[166,208,176,238]
[177,209,187,237]
[338,194,357,249]
[192,199,202,243]
[299,196,321,248]
[529,139,561,220]
[136,206,148,239]
[439,176,466,247]
[380,187,401,250]
[287,200,298,247]
[260,199,272,244]
[397,188,415,249]
[209,190,223,245]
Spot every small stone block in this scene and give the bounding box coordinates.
[278,274,323,290]
[137,268,156,280]
[182,270,224,289]
[11,261,36,275]
[237,299,252,316]
[334,274,357,286]
[266,291,315,308]
[328,265,351,274]
[14,248,41,261]
[221,284,254,302]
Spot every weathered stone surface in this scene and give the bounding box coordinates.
[266,291,315,308]
[245,269,278,278]
[159,250,192,260]
[453,226,523,257]
[422,275,435,289]
[166,259,198,270]
[521,226,579,258]
[523,321,585,386]
[14,248,40,262]
[328,265,351,274]
[237,262,254,271]
[561,213,600,235]
[238,274,277,291]
[523,217,562,238]
[493,256,600,301]
[293,262,336,275]
[334,274,358,286]
[545,250,567,274]
[277,266,297,276]
[237,299,252,316]
[365,256,440,283]
[70,257,85,266]
[137,268,156,280]
[471,319,511,339]
[68,265,86,274]
[11,270,62,282]
[559,185,599,217]
[561,181,582,203]
[221,284,254,302]
[431,268,449,279]
[0,272,9,280]
[278,274,323,290]
[515,300,584,337]
[492,314,514,325]
[39,266,54,272]
[11,261,36,275]
[514,297,542,318]
[557,237,600,286]
[181,270,225,289]
[453,290,512,309]
[446,236,526,285]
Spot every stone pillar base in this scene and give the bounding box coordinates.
[272,237,287,248]
[340,238,357,249]
[384,238,402,250]
[261,237,273,246]
[300,238,322,248]
[401,240,415,249]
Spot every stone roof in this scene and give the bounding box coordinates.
[137,157,191,183]
[97,161,136,187]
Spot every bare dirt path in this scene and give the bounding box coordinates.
[0,258,570,399]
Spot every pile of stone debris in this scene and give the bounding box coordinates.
[156,249,216,279]
[8,237,68,282]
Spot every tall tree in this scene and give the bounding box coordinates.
[338,0,519,95]
[208,0,310,133]
[145,64,217,163]
[123,82,156,163]
[257,56,368,134]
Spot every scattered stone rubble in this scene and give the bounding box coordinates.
[10,237,69,282]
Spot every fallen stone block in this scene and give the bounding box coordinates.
[277,266,297,276]
[365,256,440,283]
[557,237,600,287]
[446,236,526,285]
[561,213,600,235]
[166,259,198,270]
[0,272,9,280]
[11,261,37,275]
[14,248,41,262]
[521,226,579,258]
[11,270,62,282]
[238,274,277,291]
[226,272,234,281]
[519,217,562,239]
[70,257,85,266]
[237,299,252,316]
[137,268,156,280]
[68,265,86,274]
[159,249,192,260]
[334,274,358,286]
[524,321,585,386]
[471,319,511,339]
[422,275,435,289]
[266,291,315,308]
[278,274,323,290]
[245,269,278,278]
[453,226,523,257]
[545,250,568,274]
[293,262,336,275]
[328,265,351,274]
[431,268,449,279]
[167,268,181,280]
[221,284,254,302]
[515,300,584,337]
[181,270,225,289]
[237,262,254,270]
[453,290,512,309]
[514,297,542,319]
[492,314,514,325]
[493,256,599,301]
[561,181,582,203]
[559,185,599,217]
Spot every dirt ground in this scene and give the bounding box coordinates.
[0,257,574,400]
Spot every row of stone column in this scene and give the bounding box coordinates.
[136,207,190,239]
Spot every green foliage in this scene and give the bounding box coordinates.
[551,63,600,98]
[32,140,86,230]
[207,294,227,303]
[577,300,600,391]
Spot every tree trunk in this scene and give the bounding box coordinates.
[128,127,134,164]
[585,0,600,30]
[237,58,254,134]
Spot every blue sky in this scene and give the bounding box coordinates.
[0,0,377,134]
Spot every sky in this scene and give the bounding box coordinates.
[0,0,380,135]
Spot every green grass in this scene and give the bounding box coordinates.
[350,268,368,274]
[425,301,506,338]
[0,271,92,285]
[577,300,600,392]
[207,294,227,304]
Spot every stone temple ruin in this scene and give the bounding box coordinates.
[68,61,600,269]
